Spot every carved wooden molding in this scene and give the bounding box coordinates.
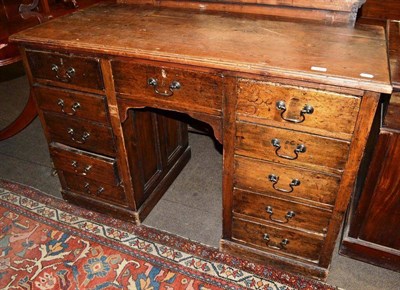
[118,100,223,144]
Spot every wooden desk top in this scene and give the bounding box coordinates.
[388,20,400,89]
[11,2,392,93]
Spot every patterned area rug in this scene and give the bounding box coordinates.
[0,180,336,289]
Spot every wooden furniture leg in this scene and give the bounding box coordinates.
[0,90,37,141]
[40,0,51,15]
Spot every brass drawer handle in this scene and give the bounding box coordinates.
[57,99,80,116]
[67,128,90,144]
[276,100,314,123]
[71,160,92,175]
[51,64,76,83]
[265,206,296,224]
[263,233,289,250]
[84,182,104,196]
[147,78,181,97]
[271,138,306,160]
[268,174,300,193]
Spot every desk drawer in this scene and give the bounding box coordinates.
[27,50,104,91]
[237,79,360,138]
[232,217,324,262]
[234,156,340,206]
[112,60,222,115]
[44,112,115,157]
[62,172,126,207]
[233,189,331,234]
[35,87,109,124]
[235,121,350,173]
[50,145,120,186]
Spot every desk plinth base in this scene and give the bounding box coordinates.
[220,239,328,281]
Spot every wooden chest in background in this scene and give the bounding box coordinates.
[340,20,400,272]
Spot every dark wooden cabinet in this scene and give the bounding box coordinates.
[358,0,400,25]
[339,20,400,272]
[340,97,400,271]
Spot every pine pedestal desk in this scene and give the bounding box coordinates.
[11,2,392,280]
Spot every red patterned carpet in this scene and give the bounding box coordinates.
[0,180,336,289]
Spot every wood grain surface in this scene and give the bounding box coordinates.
[50,144,120,185]
[44,112,116,157]
[384,92,400,130]
[27,50,104,91]
[388,20,400,89]
[237,79,361,139]
[112,59,223,115]
[119,0,365,25]
[11,2,392,280]
[235,121,350,174]
[233,188,332,234]
[34,86,109,125]
[232,217,325,262]
[62,172,127,207]
[234,155,340,207]
[11,3,391,93]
